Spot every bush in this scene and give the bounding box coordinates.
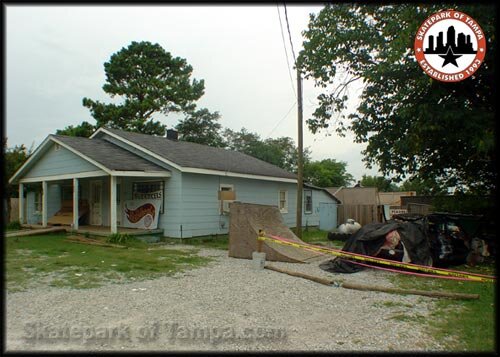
[7,220,22,230]
[107,233,133,244]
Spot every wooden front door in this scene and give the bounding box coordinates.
[90,180,102,225]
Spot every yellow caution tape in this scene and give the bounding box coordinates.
[257,235,496,283]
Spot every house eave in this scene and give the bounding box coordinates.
[18,170,108,183]
[111,171,171,177]
[182,167,297,183]
[8,136,53,185]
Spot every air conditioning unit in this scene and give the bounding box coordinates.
[218,190,236,215]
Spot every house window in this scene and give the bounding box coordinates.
[34,191,42,213]
[219,184,235,214]
[133,181,164,213]
[278,190,288,213]
[304,190,313,214]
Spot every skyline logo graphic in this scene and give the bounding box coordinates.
[414,10,486,82]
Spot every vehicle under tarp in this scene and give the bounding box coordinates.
[320,220,434,274]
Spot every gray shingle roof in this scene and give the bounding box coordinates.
[53,135,168,172]
[101,128,297,180]
[304,183,342,203]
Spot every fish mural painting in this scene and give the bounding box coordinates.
[122,199,161,229]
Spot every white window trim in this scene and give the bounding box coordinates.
[278,190,288,214]
[304,189,313,214]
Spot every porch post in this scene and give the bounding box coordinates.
[42,181,48,227]
[73,178,79,230]
[110,175,117,234]
[18,183,24,224]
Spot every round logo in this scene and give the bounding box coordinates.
[143,214,153,228]
[414,10,486,82]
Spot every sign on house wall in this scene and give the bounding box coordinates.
[132,181,164,214]
[122,199,161,229]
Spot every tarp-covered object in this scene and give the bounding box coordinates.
[320,220,433,273]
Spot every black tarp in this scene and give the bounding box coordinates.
[320,220,433,274]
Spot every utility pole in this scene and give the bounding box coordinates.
[296,68,303,238]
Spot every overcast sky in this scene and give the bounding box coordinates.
[5,5,380,181]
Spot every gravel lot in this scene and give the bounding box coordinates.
[6,246,448,352]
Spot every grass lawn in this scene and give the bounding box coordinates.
[6,228,338,293]
[300,228,345,249]
[389,260,496,352]
[6,233,213,292]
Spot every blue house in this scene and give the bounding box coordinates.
[9,128,340,237]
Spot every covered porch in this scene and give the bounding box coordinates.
[10,133,171,235]
[17,172,169,234]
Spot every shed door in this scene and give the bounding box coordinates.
[90,180,102,226]
[319,203,336,231]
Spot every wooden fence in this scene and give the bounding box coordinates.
[337,204,382,226]
[407,203,433,215]
[9,198,20,223]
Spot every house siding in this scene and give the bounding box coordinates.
[47,183,62,218]
[25,183,61,224]
[171,173,338,238]
[26,191,38,224]
[15,131,338,236]
[24,143,100,178]
[303,189,338,229]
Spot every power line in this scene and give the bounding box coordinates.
[277,5,296,97]
[266,100,297,138]
[283,3,297,65]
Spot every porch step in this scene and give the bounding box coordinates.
[73,228,164,237]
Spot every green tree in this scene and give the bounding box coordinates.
[4,139,33,220]
[223,128,309,172]
[83,41,205,135]
[56,121,95,137]
[360,174,398,192]
[304,159,354,187]
[298,4,496,194]
[263,137,307,173]
[175,108,224,147]
[223,128,262,153]
[400,176,447,195]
